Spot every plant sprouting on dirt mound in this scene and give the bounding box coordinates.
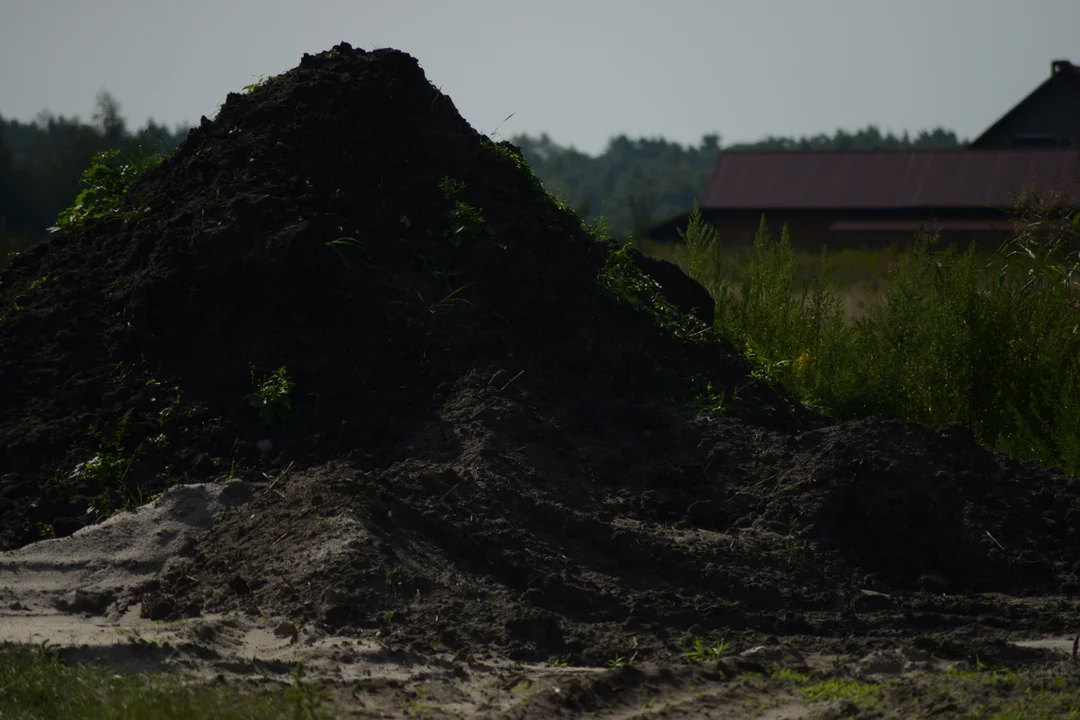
[481,136,613,241]
[691,377,739,416]
[54,129,175,230]
[673,203,727,299]
[323,236,368,270]
[241,74,283,94]
[598,245,712,343]
[483,138,546,198]
[247,366,296,425]
[683,636,730,662]
[54,410,170,523]
[438,176,491,248]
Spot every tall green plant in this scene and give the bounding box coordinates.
[673,202,726,298]
[679,211,849,408]
[679,197,1080,475]
[55,129,173,230]
[849,228,1080,470]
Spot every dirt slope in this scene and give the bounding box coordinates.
[1,43,1078,674]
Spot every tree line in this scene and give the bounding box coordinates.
[0,90,963,265]
[0,91,189,264]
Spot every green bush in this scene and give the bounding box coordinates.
[678,196,1080,474]
[54,129,172,231]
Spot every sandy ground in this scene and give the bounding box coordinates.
[2,481,1078,719]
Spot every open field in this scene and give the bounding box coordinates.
[1,43,1080,717]
[635,237,904,319]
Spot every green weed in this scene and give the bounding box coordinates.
[598,245,712,342]
[586,214,613,242]
[415,285,472,314]
[21,520,54,539]
[770,667,811,683]
[439,176,492,247]
[247,366,295,425]
[241,74,282,93]
[283,662,327,720]
[802,677,882,705]
[446,201,490,247]
[324,235,369,269]
[483,138,545,198]
[683,635,730,662]
[692,378,738,415]
[69,410,140,520]
[55,129,172,230]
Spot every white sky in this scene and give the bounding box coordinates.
[2,0,1077,155]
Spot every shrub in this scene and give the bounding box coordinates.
[678,195,1080,474]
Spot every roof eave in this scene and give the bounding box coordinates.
[968,69,1076,147]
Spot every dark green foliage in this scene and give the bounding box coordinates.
[247,366,296,426]
[54,138,169,230]
[0,91,189,255]
[598,245,711,343]
[679,196,1080,475]
[439,176,492,247]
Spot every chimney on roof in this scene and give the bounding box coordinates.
[1051,59,1073,74]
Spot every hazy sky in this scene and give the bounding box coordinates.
[2,1,1078,155]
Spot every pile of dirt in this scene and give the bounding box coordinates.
[0,44,801,546]
[2,43,1078,667]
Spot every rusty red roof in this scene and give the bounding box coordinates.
[701,149,1080,210]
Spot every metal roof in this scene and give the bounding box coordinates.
[700,149,1080,210]
[970,59,1080,147]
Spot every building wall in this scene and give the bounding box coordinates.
[707,212,832,250]
[971,71,1080,148]
[701,210,1010,251]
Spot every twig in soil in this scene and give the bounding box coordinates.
[271,530,293,546]
[437,482,462,504]
[262,461,295,494]
[1073,634,1078,663]
[984,530,1006,552]
[498,370,524,392]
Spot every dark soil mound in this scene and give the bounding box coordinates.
[2,43,1078,665]
[0,44,803,549]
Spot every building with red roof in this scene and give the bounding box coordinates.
[650,60,1080,248]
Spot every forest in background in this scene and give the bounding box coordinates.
[511,127,964,237]
[0,91,189,264]
[0,89,964,265]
